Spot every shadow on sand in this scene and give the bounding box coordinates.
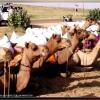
[10,62,100,97]
[16,63,69,96]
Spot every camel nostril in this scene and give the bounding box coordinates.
[41,52,46,56]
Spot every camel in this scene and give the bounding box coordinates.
[52,28,100,74]
[10,34,62,93]
[31,34,62,69]
[79,18,93,30]
[0,41,49,94]
[0,42,50,94]
[14,42,49,92]
[31,29,86,69]
[28,28,89,80]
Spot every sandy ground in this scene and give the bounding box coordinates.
[31,19,63,27]
[23,69,99,98]
[38,71,100,97]
[14,64,100,98]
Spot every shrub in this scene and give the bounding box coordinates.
[87,8,100,21]
[8,7,30,29]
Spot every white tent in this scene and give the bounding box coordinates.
[10,31,19,43]
[61,32,71,40]
[86,24,99,36]
[25,27,47,45]
[16,34,27,48]
[0,34,14,53]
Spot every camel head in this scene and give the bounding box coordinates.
[74,28,89,40]
[16,42,49,93]
[46,34,61,54]
[23,42,49,63]
[81,19,92,30]
[61,25,70,35]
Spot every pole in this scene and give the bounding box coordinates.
[83,1,84,16]
[4,61,6,97]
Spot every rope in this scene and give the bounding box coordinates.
[65,49,70,96]
[66,55,69,81]
[84,42,88,80]
[3,61,6,97]
[83,38,87,81]
[8,61,10,97]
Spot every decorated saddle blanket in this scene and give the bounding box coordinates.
[47,54,56,64]
[9,54,22,67]
[83,34,100,49]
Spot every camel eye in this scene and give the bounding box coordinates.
[32,46,38,51]
[57,38,61,43]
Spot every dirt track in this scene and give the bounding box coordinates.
[31,19,63,27]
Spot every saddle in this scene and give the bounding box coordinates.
[9,54,22,68]
[47,54,56,64]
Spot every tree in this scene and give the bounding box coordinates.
[8,7,30,29]
[87,8,100,21]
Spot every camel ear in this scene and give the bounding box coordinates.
[52,34,56,38]
[56,35,61,43]
[74,28,77,33]
[25,42,29,48]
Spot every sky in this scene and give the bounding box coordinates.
[0,0,100,3]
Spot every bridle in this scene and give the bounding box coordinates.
[20,45,50,71]
[20,50,32,71]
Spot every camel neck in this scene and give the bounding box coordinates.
[70,33,80,52]
[20,52,31,70]
[95,40,100,50]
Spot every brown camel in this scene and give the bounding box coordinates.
[15,42,49,92]
[31,34,62,69]
[14,34,62,92]
[32,29,85,69]
[1,42,50,94]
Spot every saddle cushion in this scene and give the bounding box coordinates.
[9,54,22,67]
[47,54,56,64]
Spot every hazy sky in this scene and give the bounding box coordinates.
[0,0,100,2]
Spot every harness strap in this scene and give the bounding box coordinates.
[20,63,31,68]
[20,69,30,71]
[20,64,31,72]
[8,61,10,97]
[56,51,58,63]
[3,61,6,97]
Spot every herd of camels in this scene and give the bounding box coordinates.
[0,18,99,95]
